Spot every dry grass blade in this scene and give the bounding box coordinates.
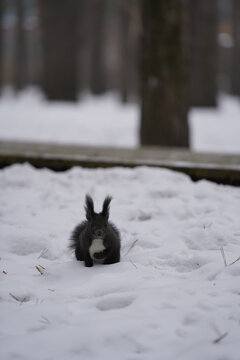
[37,248,48,259]
[9,293,20,302]
[124,239,138,257]
[38,264,46,270]
[129,259,138,269]
[220,247,227,267]
[213,332,228,344]
[35,264,47,275]
[40,316,51,325]
[9,293,28,305]
[228,256,240,267]
[35,265,44,275]
[20,297,27,305]
[220,248,240,267]
[203,223,212,229]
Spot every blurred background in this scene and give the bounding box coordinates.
[0,0,239,153]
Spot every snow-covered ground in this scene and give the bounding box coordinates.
[189,95,240,154]
[0,89,240,359]
[1,164,240,360]
[0,88,138,148]
[0,87,240,153]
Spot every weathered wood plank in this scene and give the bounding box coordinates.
[0,140,240,185]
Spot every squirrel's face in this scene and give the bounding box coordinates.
[89,213,108,239]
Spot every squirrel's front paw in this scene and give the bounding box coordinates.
[94,251,106,259]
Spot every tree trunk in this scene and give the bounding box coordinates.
[119,0,140,103]
[89,0,107,95]
[77,0,89,94]
[119,0,130,103]
[15,0,26,91]
[189,0,218,107]
[0,0,3,92]
[232,0,240,96]
[38,0,79,101]
[140,0,189,147]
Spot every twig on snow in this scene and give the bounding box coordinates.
[35,265,46,275]
[129,259,138,269]
[220,247,240,267]
[220,247,227,267]
[9,293,20,302]
[203,223,212,229]
[35,266,43,275]
[9,293,27,304]
[40,315,51,325]
[124,239,138,257]
[228,256,240,267]
[37,248,48,259]
[38,264,46,270]
[213,332,228,344]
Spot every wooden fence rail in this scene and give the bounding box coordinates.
[0,140,240,185]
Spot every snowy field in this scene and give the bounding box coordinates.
[1,164,240,360]
[0,88,138,148]
[0,89,240,359]
[0,87,240,153]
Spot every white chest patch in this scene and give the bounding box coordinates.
[89,239,106,260]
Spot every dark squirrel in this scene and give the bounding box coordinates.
[69,194,121,267]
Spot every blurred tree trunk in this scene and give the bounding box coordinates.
[140,0,189,147]
[89,0,107,95]
[38,0,79,101]
[119,0,130,103]
[189,0,218,107]
[0,0,3,92]
[15,0,26,91]
[232,0,240,96]
[119,0,140,103]
[77,0,90,93]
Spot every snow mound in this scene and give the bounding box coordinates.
[0,164,240,360]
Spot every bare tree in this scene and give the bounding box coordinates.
[38,0,79,101]
[140,0,189,147]
[89,0,107,95]
[189,0,218,106]
[119,0,140,103]
[232,0,240,96]
[15,0,26,91]
[0,0,3,92]
[119,0,130,102]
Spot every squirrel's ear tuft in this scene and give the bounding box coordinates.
[85,194,94,221]
[102,196,112,220]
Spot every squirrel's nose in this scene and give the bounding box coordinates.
[96,230,103,237]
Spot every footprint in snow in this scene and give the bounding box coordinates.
[138,212,152,221]
[149,189,177,199]
[96,294,134,311]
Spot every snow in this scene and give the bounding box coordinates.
[0,88,138,148]
[0,87,240,153]
[1,164,240,360]
[0,88,240,358]
[190,95,240,154]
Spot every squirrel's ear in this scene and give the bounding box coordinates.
[102,196,112,220]
[85,194,94,221]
